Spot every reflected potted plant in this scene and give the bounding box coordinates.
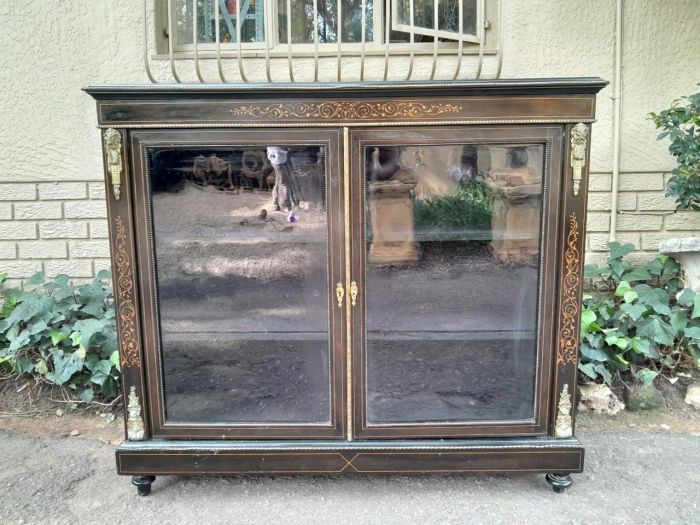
[650,91,700,290]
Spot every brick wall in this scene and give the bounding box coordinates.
[0,182,110,288]
[585,172,700,265]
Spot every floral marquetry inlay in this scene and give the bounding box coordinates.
[115,216,140,368]
[558,213,580,366]
[230,102,461,120]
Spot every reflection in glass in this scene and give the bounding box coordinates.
[149,145,330,423]
[278,0,374,43]
[364,143,544,424]
[176,0,266,45]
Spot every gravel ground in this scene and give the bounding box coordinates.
[0,429,698,525]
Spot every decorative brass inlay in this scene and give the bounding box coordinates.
[349,281,358,307]
[558,213,580,366]
[126,386,145,441]
[555,384,573,438]
[570,123,588,197]
[231,102,461,120]
[336,282,345,309]
[115,216,140,368]
[104,128,123,200]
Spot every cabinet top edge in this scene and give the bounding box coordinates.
[84,77,608,99]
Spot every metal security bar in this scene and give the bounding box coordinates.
[144,0,503,83]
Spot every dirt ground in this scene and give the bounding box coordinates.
[1,378,699,524]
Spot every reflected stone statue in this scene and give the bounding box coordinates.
[267,146,298,212]
[485,147,542,264]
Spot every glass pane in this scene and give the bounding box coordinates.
[278,0,374,43]
[393,0,477,40]
[176,0,266,45]
[149,145,330,424]
[364,143,543,424]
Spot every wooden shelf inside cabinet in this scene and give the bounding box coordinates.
[86,78,606,495]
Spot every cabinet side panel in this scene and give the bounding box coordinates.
[102,128,150,442]
[551,123,592,438]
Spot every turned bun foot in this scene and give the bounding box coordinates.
[545,473,573,493]
[132,475,156,496]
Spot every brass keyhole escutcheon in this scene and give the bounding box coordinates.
[350,281,358,307]
[336,282,344,308]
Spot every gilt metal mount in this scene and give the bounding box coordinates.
[570,123,588,197]
[104,128,123,200]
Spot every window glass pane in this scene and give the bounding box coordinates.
[149,145,331,424]
[278,0,374,44]
[394,0,477,39]
[364,143,543,424]
[176,0,266,45]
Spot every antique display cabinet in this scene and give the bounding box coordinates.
[85,78,606,495]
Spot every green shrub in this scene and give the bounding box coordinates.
[414,179,493,231]
[0,271,120,403]
[581,243,700,386]
[650,91,700,210]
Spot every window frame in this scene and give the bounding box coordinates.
[162,0,498,57]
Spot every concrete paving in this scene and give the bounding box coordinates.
[0,429,698,525]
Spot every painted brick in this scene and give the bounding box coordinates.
[39,221,88,239]
[69,240,110,258]
[641,233,672,251]
[3,279,23,289]
[18,240,68,259]
[588,233,640,252]
[88,220,109,238]
[37,182,87,200]
[665,212,700,231]
[88,183,106,199]
[1,261,43,278]
[0,222,37,240]
[584,251,609,266]
[44,259,94,278]
[0,203,11,220]
[589,173,612,192]
[0,241,17,259]
[586,193,637,212]
[616,214,663,231]
[64,200,107,219]
[93,259,113,274]
[0,184,36,201]
[637,192,677,211]
[585,212,610,232]
[14,202,62,220]
[618,173,664,191]
[587,193,611,211]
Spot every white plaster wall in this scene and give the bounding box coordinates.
[0,0,699,281]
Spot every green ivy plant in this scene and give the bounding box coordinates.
[0,271,120,403]
[650,91,700,210]
[581,243,700,386]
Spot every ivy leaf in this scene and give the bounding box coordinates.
[109,351,121,373]
[676,288,695,307]
[621,303,647,321]
[637,317,676,346]
[615,281,632,297]
[634,369,659,386]
[684,326,700,339]
[580,343,608,362]
[50,331,68,346]
[623,291,639,304]
[79,388,94,404]
[581,308,598,335]
[609,242,636,260]
[578,362,599,381]
[622,267,653,282]
[693,296,700,318]
[25,272,45,286]
[45,349,84,385]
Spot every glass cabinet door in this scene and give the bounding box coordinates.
[349,127,563,438]
[131,129,345,439]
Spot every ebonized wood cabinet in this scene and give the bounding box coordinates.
[86,79,606,495]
